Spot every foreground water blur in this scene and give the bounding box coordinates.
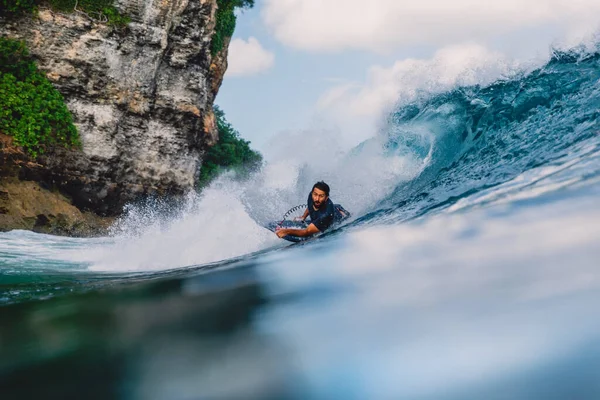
[2,164,600,399]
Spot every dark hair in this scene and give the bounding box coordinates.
[312,181,330,196]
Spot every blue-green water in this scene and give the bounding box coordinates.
[1,49,600,399]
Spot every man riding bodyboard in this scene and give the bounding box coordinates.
[275,181,350,240]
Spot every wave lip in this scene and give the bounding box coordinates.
[363,46,600,225]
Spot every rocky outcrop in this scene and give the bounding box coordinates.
[0,179,114,235]
[0,134,114,235]
[0,0,229,216]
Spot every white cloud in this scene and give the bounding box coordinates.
[262,0,600,52]
[226,37,275,77]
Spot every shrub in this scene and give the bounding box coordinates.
[211,0,254,56]
[0,0,130,26]
[198,105,262,187]
[46,0,130,26]
[101,5,130,26]
[0,0,36,15]
[0,37,80,157]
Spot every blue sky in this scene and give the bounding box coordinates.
[216,3,435,152]
[216,0,600,156]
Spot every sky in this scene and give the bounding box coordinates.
[216,0,600,157]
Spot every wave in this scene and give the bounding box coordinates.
[73,46,600,271]
[1,45,598,274]
[360,47,600,224]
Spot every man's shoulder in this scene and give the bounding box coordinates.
[325,199,335,213]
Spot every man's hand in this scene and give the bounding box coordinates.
[275,223,319,239]
[293,216,305,222]
[276,227,288,238]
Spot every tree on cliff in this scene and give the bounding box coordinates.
[198,105,262,188]
[212,0,255,55]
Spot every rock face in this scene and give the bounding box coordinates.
[0,134,114,235]
[0,0,227,216]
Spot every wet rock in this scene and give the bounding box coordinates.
[0,177,114,236]
[0,0,226,217]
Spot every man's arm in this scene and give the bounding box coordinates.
[276,223,320,238]
[293,208,309,222]
[300,208,309,221]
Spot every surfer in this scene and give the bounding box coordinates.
[276,181,349,239]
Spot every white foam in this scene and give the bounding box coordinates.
[86,187,280,272]
[78,119,431,273]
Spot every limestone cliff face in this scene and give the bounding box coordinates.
[0,0,228,215]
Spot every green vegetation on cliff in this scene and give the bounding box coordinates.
[0,0,36,14]
[0,0,129,26]
[0,37,80,157]
[46,0,130,26]
[198,106,262,187]
[211,0,254,56]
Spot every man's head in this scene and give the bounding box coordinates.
[311,181,330,209]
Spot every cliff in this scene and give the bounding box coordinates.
[0,0,229,219]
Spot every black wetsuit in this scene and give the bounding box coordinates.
[307,194,335,232]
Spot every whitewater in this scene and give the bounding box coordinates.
[1,45,600,399]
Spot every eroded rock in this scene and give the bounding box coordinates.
[0,0,228,218]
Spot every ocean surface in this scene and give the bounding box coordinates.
[1,47,600,399]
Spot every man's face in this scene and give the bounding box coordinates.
[311,188,328,209]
